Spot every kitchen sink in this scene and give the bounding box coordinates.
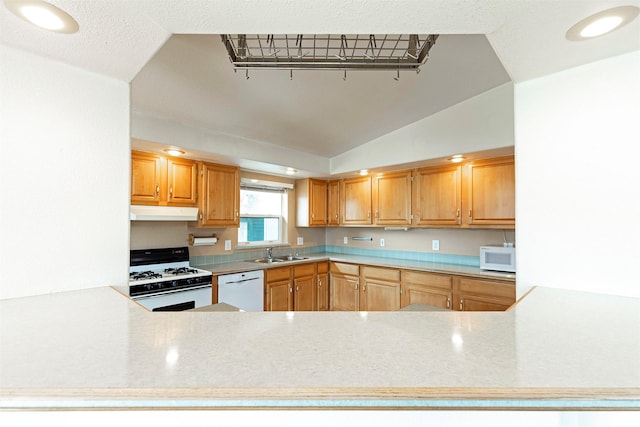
[254,258,286,263]
[253,256,309,263]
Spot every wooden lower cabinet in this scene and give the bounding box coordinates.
[330,262,359,311]
[400,270,452,310]
[316,262,330,311]
[360,266,401,311]
[211,275,219,305]
[264,263,321,311]
[453,276,515,311]
[293,263,316,311]
[264,266,292,311]
[267,261,514,312]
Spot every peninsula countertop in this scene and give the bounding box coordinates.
[0,286,638,410]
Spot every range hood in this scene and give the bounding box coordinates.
[130,205,199,221]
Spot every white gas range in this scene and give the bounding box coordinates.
[129,247,212,311]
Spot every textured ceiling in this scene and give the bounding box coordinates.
[1,0,639,175]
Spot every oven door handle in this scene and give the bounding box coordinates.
[132,284,212,300]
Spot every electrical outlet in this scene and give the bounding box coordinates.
[380,238,385,247]
[224,240,231,251]
[432,240,440,251]
[343,236,348,245]
[297,237,304,245]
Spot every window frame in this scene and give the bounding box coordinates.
[238,185,288,248]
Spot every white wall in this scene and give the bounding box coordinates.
[515,50,640,298]
[0,45,130,299]
[331,83,514,174]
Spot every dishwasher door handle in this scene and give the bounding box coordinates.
[222,277,261,285]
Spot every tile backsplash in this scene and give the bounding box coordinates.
[189,245,479,267]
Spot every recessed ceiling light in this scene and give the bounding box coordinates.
[163,148,185,156]
[4,0,79,34]
[285,167,297,175]
[449,155,464,163]
[359,169,368,176]
[566,6,639,41]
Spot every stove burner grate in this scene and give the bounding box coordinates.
[129,271,162,281]
[164,267,198,275]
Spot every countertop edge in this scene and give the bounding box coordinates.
[2,386,639,410]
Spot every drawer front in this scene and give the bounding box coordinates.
[294,263,315,277]
[454,277,515,299]
[362,266,400,282]
[401,270,452,291]
[316,261,329,274]
[266,266,291,282]
[330,262,359,276]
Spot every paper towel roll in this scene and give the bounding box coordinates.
[189,234,218,246]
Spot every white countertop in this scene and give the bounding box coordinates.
[0,286,638,409]
[200,252,516,281]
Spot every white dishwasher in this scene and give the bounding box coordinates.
[217,270,264,311]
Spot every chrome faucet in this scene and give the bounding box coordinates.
[266,247,273,259]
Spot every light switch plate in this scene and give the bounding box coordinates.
[432,240,440,251]
[297,237,304,245]
[380,238,385,247]
[343,236,348,245]
[224,240,231,251]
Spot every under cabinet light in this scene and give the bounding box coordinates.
[163,148,185,156]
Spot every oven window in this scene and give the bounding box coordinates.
[152,301,195,312]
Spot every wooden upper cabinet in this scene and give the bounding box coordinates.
[327,180,341,226]
[372,170,412,226]
[131,151,163,205]
[131,150,197,207]
[166,157,197,206]
[463,156,515,228]
[341,176,372,225]
[412,164,462,227]
[296,178,327,227]
[198,161,240,227]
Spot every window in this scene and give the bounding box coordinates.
[238,186,287,245]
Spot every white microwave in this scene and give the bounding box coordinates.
[480,245,516,273]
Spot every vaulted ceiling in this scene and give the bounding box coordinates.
[2,1,638,176]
